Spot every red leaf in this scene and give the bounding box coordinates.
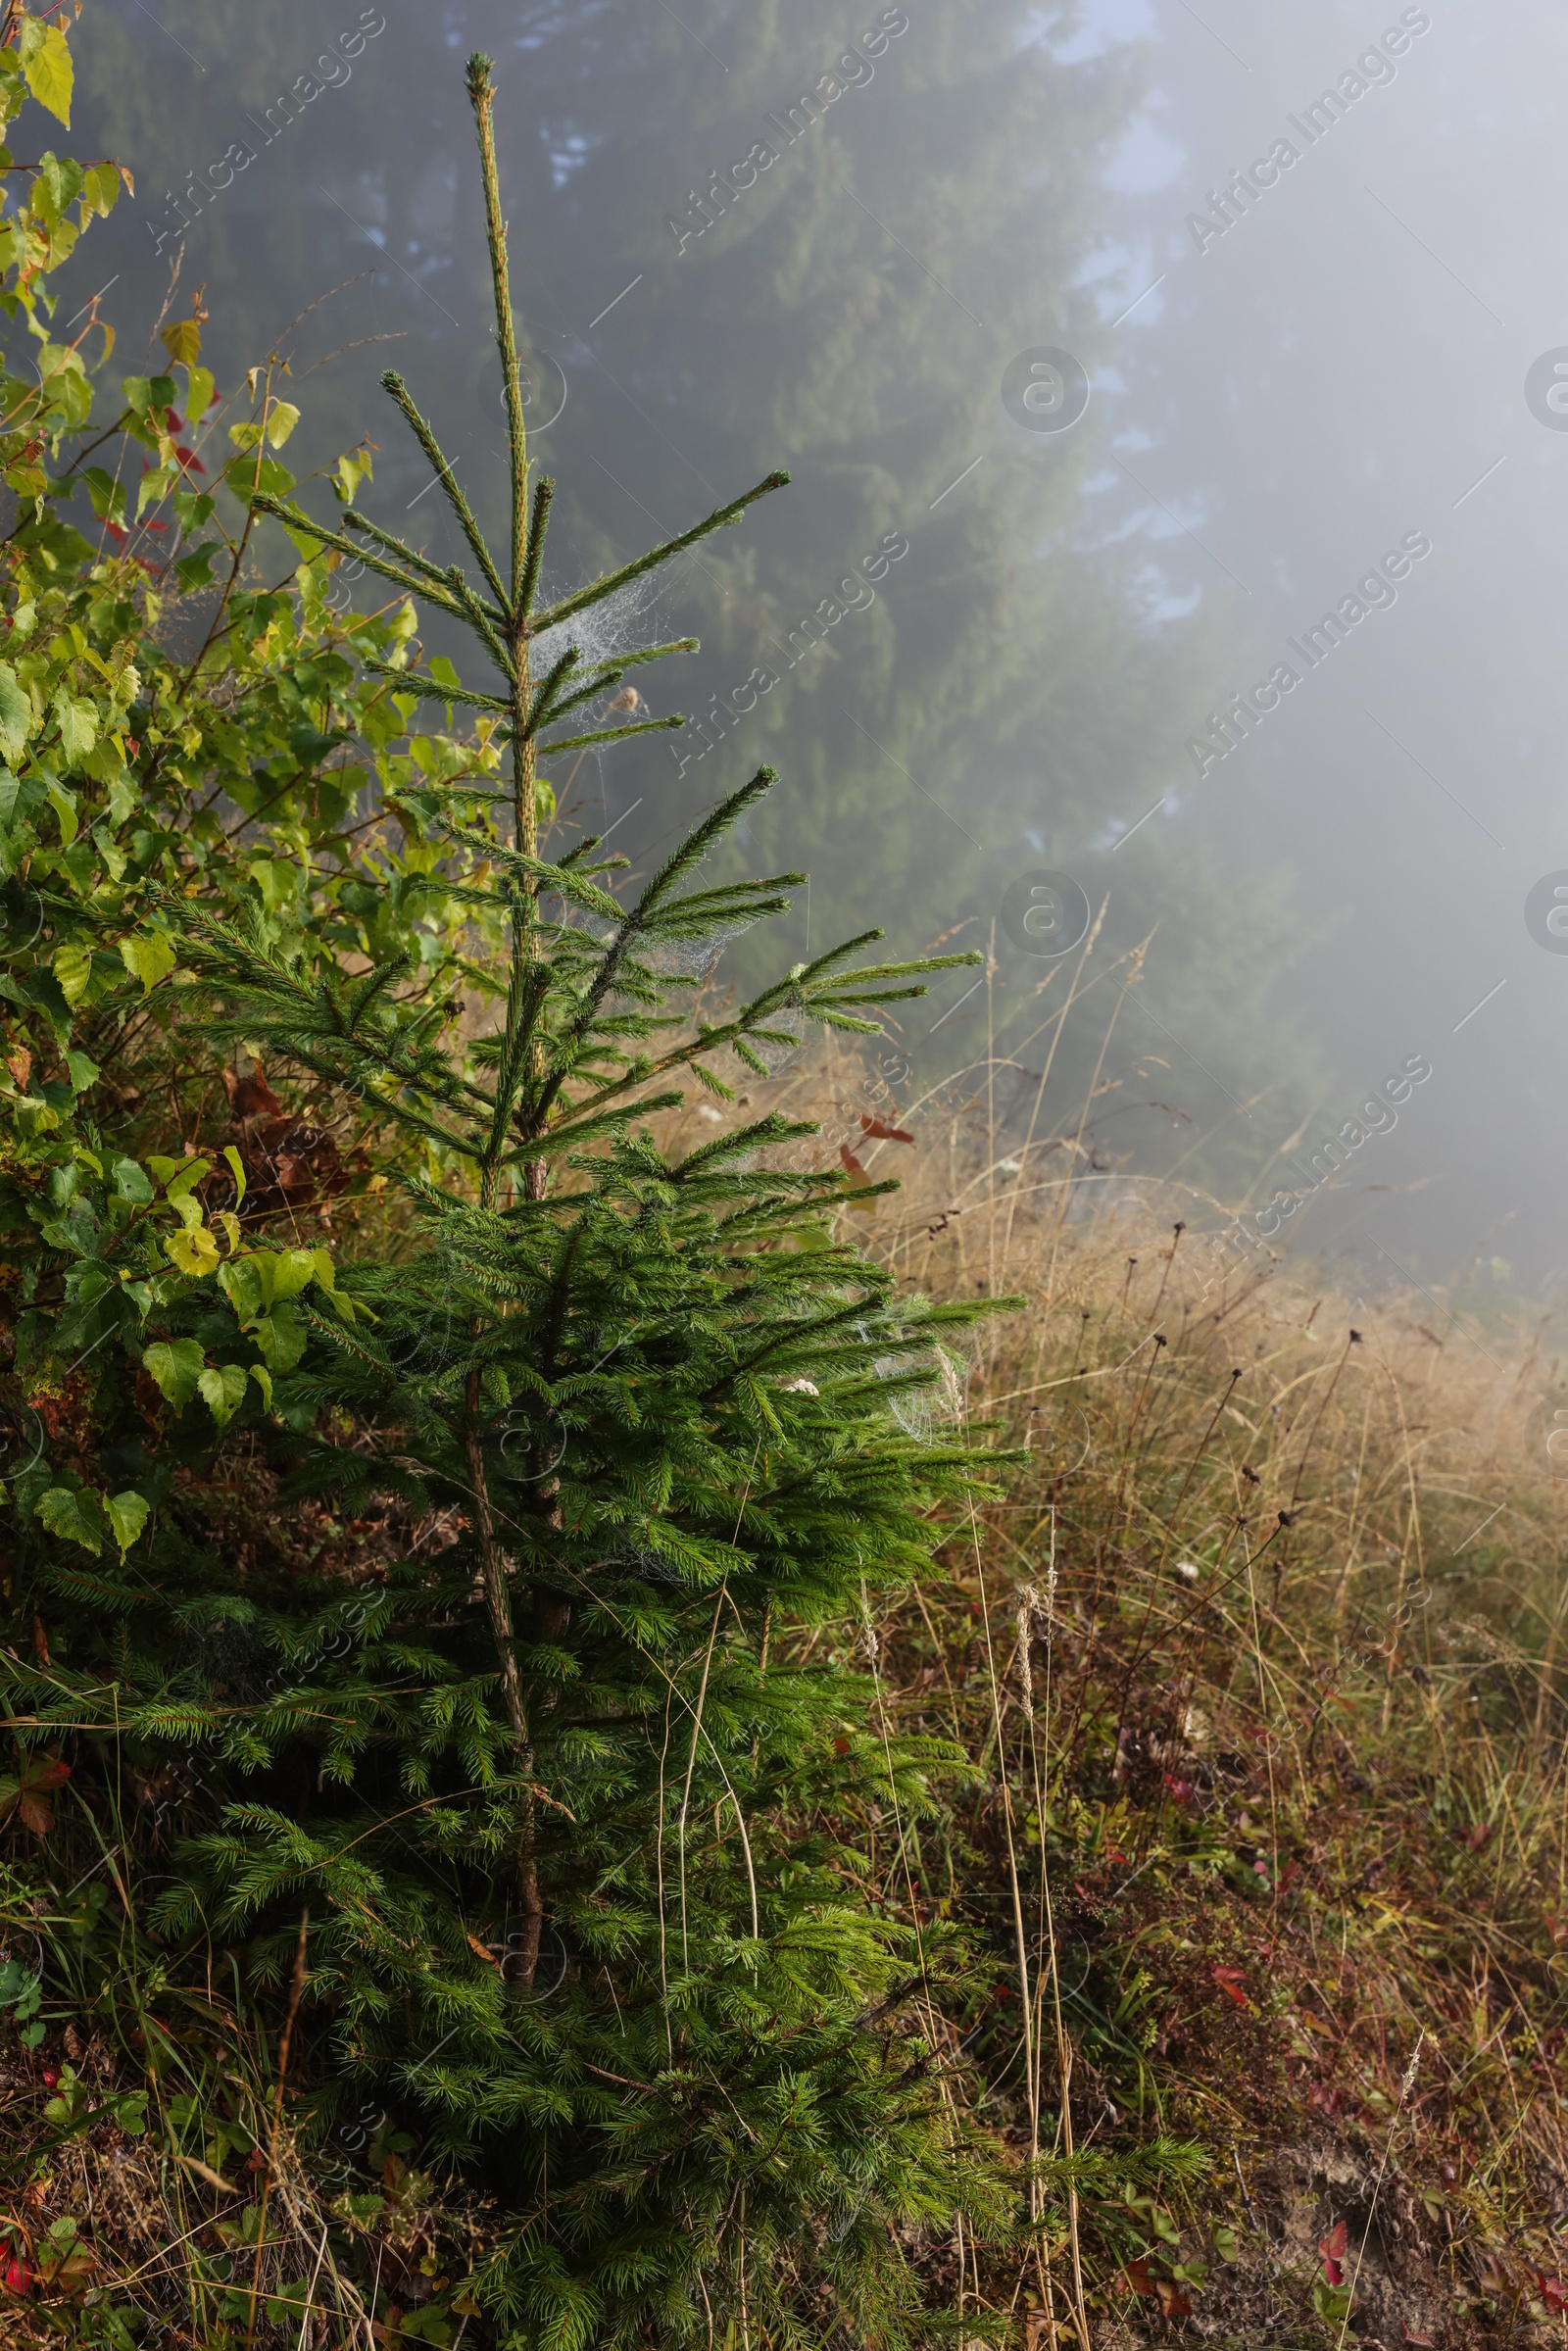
[1320,2219,1348,2285]
[1211,1965,1249,2008]
[1308,2084,1343,2115]
[839,1145,867,1178]
[1154,2278,1194,2320]
[223,1062,285,1120]
[859,1114,914,1144]
[1162,1773,1198,1805]
[1536,2274,1568,2314]
[832,1737,850,1756]
[4,1754,70,1837]
[3,2255,31,2294]
[1457,1823,1494,1852]
[1402,2331,1436,2347]
[1121,2257,1155,2298]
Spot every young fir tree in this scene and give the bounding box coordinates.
[140,53,1019,2348]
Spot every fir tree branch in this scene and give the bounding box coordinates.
[467,53,529,608]
[523,643,582,736]
[248,494,470,623]
[442,563,517,679]
[493,1091,687,1171]
[379,368,509,612]
[359,658,512,715]
[531,638,703,730]
[528,474,790,640]
[518,475,553,619]
[533,714,685,758]
[340,508,469,598]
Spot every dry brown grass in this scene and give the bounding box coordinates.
[655,1011,1568,2347]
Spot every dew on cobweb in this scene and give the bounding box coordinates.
[646,915,774,989]
[740,1007,805,1070]
[865,1331,970,1445]
[530,575,668,691]
[618,1543,686,1588]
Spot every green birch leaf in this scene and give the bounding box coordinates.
[44,778,77,844]
[38,1487,105,1555]
[142,1337,204,1409]
[252,1300,307,1374]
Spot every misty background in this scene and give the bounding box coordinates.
[55,0,1568,1299]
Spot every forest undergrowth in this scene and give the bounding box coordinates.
[10,1001,1568,2351]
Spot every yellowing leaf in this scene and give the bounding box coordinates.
[120,929,176,997]
[332,447,371,505]
[52,941,93,1006]
[161,318,202,367]
[105,1491,149,1557]
[222,1144,246,1205]
[81,161,120,220]
[265,401,300,449]
[165,1224,220,1279]
[197,1363,248,1426]
[149,1154,210,1201]
[0,662,34,761]
[53,691,96,765]
[19,20,73,126]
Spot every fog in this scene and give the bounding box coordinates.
[62,0,1568,1303]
